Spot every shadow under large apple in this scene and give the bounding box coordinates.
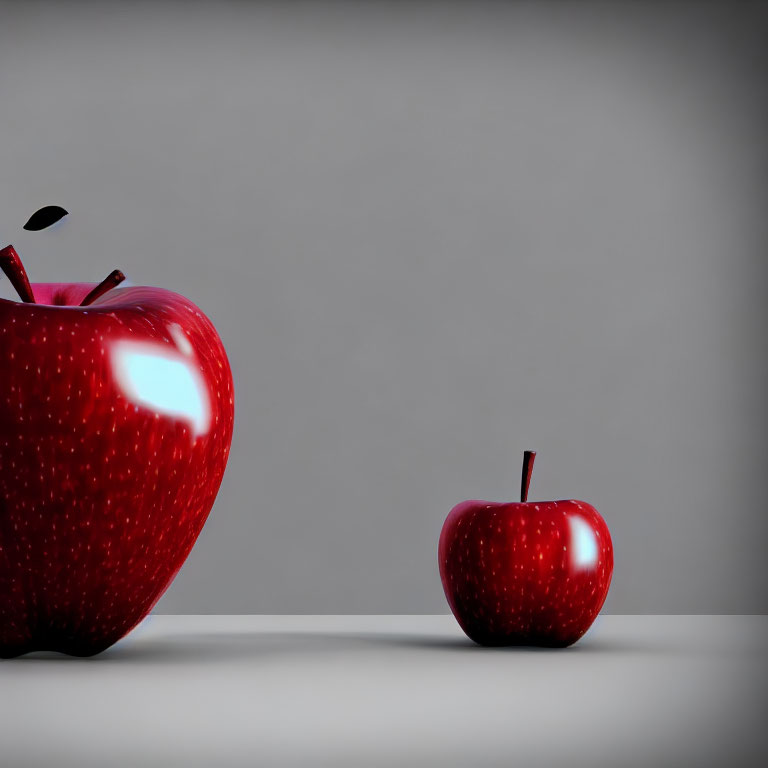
[2,628,687,666]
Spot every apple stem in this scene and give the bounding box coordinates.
[521,450,536,503]
[0,244,36,303]
[80,270,126,306]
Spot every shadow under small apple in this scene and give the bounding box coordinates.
[1,630,679,665]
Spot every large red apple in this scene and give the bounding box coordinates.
[0,245,234,657]
[439,452,613,647]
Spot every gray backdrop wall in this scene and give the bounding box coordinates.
[1,1,766,614]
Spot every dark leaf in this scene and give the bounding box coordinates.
[23,205,69,231]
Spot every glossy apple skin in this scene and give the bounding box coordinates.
[439,499,613,647]
[0,282,234,657]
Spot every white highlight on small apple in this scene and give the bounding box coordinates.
[568,515,598,569]
[111,339,210,436]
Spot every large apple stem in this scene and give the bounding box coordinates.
[80,269,126,306]
[0,244,36,303]
[521,450,536,502]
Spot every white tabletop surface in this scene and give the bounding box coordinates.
[1,615,766,768]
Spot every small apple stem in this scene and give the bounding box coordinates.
[80,269,126,306]
[521,450,536,503]
[0,244,36,303]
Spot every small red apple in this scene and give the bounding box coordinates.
[0,244,234,657]
[439,452,613,647]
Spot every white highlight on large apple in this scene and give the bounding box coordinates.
[110,334,210,437]
[168,322,194,356]
[568,515,598,569]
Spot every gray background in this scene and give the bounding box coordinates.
[1,1,766,614]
